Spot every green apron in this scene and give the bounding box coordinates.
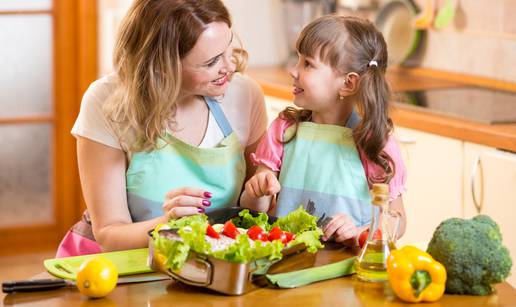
[126,96,246,221]
[275,112,372,227]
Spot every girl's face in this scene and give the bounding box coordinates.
[181,22,236,98]
[289,52,344,113]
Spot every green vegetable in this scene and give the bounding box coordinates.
[426,215,512,295]
[265,256,356,288]
[273,206,323,252]
[287,228,324,253]
[272,206,319,234]
[153,208,323,271]
[231,209,271,231]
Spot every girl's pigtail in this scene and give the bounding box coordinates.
[354,65,395,184]
[279,107,312,144]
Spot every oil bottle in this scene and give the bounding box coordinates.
[355,183,401,282]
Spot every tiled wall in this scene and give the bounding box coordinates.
[404,0,516,82]
[97,0,516,82]
[226,0,516,82]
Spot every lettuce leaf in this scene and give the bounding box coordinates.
[287,229,324,253]
[231,209,271,231]
[272,206,319,234]
[166,214,208,229]
[154,207,323,271]
[211,235,283,263]
[153,235,190,271]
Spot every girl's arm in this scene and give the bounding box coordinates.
[244,133,264,182]
[323,196,406,246]
[240,165,280,213]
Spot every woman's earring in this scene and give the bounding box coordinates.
[339,95,344,100]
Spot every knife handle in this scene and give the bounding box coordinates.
[2,279,67,293]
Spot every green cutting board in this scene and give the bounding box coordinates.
[44,248,154,280]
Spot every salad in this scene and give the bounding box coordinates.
[152,207,324,271]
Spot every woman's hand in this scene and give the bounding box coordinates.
[245,170,281,198]
[162,187,212,219]
[322,213,362,244]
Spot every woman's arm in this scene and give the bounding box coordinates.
[77,136,167,251]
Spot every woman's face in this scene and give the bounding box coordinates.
[181,22,236,98]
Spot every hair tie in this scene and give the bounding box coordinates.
[368,60,378,68]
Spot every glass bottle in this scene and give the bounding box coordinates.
[355,183,401,282]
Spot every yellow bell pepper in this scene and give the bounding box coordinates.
[387,245,447,303]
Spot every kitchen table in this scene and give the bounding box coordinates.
[3,243,516,307]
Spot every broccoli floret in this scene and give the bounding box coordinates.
[426,215,512,295]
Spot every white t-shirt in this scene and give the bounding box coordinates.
[71,73,267,158]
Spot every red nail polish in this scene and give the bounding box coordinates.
[202,200,211,207]
[203,191,212,198]
[198,207,205,213]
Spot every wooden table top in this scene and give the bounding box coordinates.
[3,244,516,307]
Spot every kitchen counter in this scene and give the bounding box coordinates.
[246,66,516,152]
[3,244,516,306]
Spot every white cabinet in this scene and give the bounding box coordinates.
[463,142,516,287]
[264,95,292,125]
[394,127,463,247]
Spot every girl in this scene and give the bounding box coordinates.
[56,0,268,257]
[240,15,406,246]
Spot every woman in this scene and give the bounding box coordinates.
[57,0,267,257]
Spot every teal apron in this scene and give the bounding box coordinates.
[56,96,245,257]
[126,96,246,221]
[275,112,372,227]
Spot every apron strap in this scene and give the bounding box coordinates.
[345,110,361,129]
[204,96,233,137]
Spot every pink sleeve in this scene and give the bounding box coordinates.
[359,135,407,200]
[250,117,293,172]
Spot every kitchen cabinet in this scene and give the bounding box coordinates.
[463,142,516,287]
[264,95,291,124]
[394,127,463,247]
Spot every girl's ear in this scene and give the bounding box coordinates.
[338,72,360,98]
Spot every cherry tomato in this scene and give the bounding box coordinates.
[358,229,382,249]
[268,226,287,243]
[284,232,296,243]
[206,224,220,239]
[247,225,268,241]
[221,220,239,239]
[373,229,382,240]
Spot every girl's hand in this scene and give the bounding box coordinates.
[245,171,281,198]
[322,213,360,244]
[162,187,212,219]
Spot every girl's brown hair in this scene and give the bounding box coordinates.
[281,15,394,183]
[104,0,247,153]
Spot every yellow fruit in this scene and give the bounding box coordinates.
[76,256,118,298]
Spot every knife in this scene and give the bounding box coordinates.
[2,273,169,293]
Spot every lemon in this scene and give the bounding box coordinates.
[76,256,118,298]
[154,223,170,231]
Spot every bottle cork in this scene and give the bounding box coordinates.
[371,183,389,206]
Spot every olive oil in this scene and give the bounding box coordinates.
[355,239,396,282]
[355,183,400,282]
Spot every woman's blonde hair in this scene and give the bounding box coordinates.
[104,0,247,153]
[281,15,394,183]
